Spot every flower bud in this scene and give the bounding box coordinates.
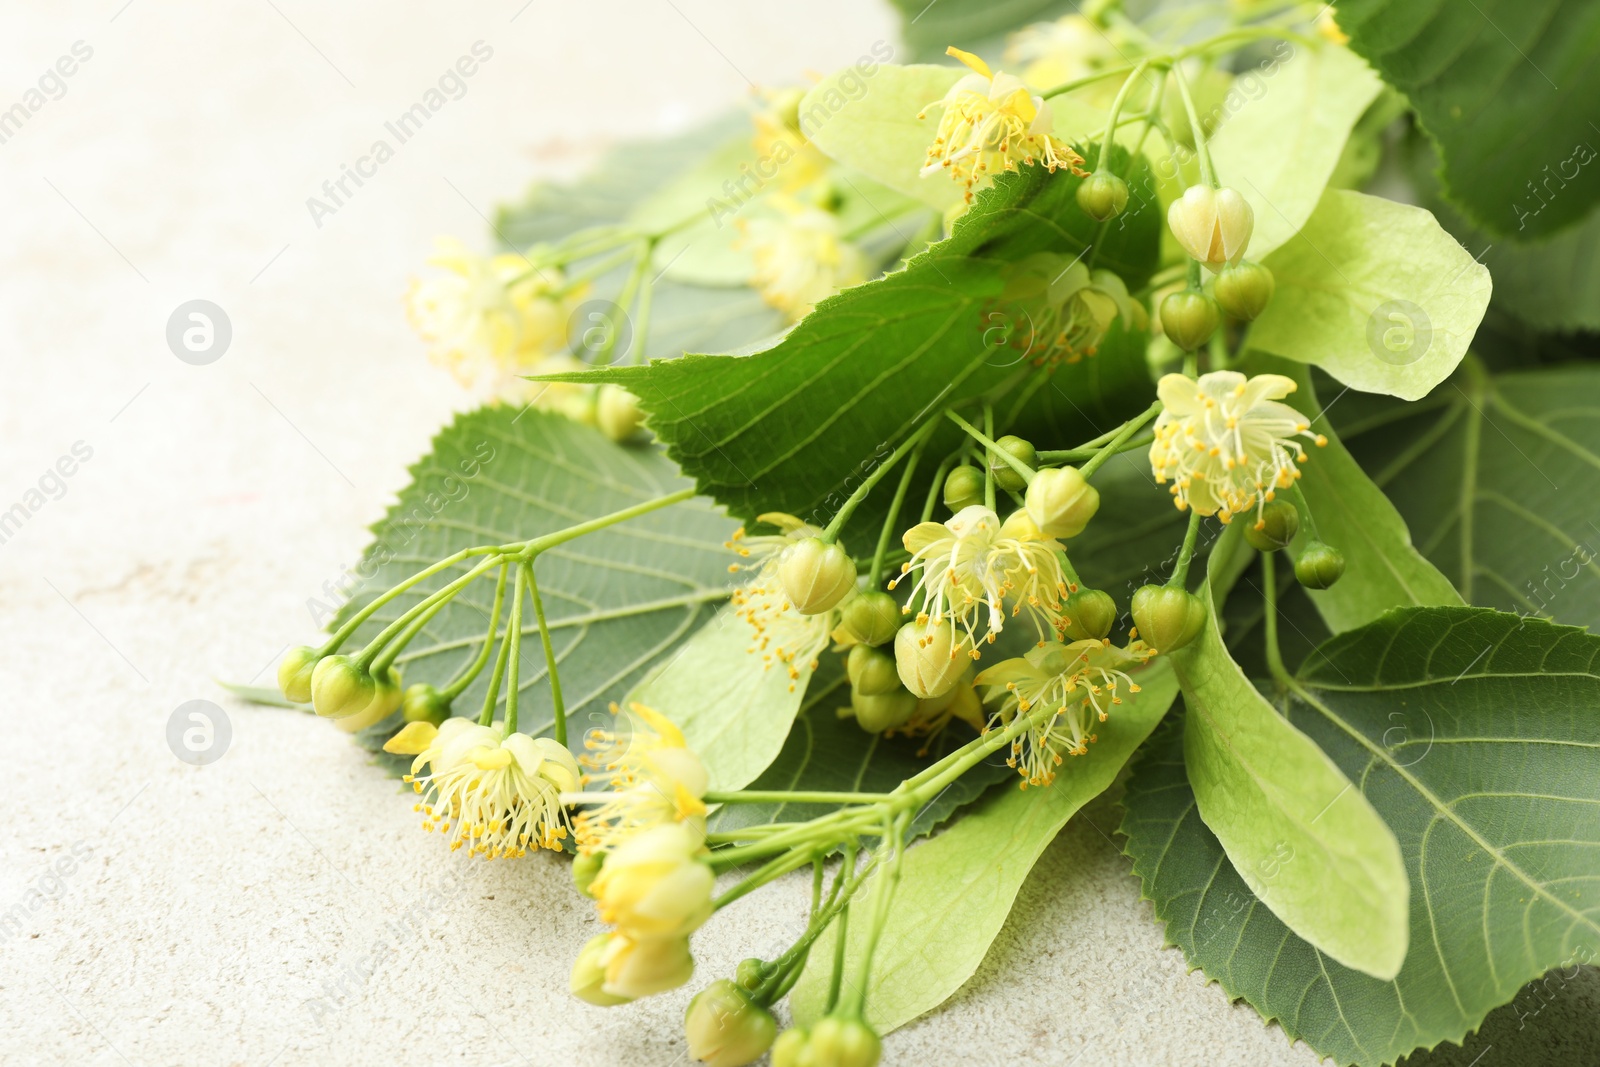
[772,1028,809,1067]
[840,591,901,646]
[570,933,633,1007]
[310,654,376,720]
[334,665,403,733]
[851,687,918,734]
[1243,499,1301,552]
[943,464,986,513]
[1167,184,1253,271]
[1024,466,1099,539]
[277,645,320,704]
[1076,170,1129,221]
[847,644,901,696]
[591,822,714,939]
[685,979,777,1067]
[401,682,451,725]
[597,384,646,443]
[1159,290,1222,352]
[734,957,771,992]
[1295,541,1347,589]
[777,537,856,615]
[1130,585,1207,653]
[988,435,1036,492]
[572,851,605,898]
[807,1016,882,1067]
[1212,260,1275,320]
[1062,588,1118,641]
[894,617,971,699]
[602,933,695,1000]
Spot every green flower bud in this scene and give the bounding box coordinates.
[572,851,605,898]
[597,384,646,443]
[772,1028,809,1067]
[1130,585,1207,654]
[943,465,986,513]
[401,682,451,725]
[685,979,777,1067]
[1062,588,1118,641]
[1212,260,1275,320]
[988,435,1036,492]
[570,933,632,1007]
[1243,499,1301,552]
[894,617,970,699]
[1076,170,1130,221]
[309,654,376,720]
[1159,290,1222,352]
[1295,541,1347,589]
[1024,466,1100,539]
[840,591,901,646]
[847,644,901,697]
[334,665,403,733]
[734,957,770,992]
[851,687,918,734]
[777,537,856,615]
[807,1016,882,1067]
[277,645,320,704]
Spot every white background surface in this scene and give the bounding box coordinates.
[1,2,1595,1064]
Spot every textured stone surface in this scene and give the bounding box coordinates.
[0,2,1594,1065]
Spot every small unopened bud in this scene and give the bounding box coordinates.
[1243,499,1301,552]
[1160,290,1222,352]
[334,666,403,733]
[570,933,632,1007]
[572,851,605,898]
[840,591,900,646]
[310,654,375,719]
[847,644,901,696]
[1130,585,1207,653]
[807,1016,882,1067]
[685,979,777,1067]
[772,1028,810,1067]
[943,465,986,512]
[401,682,451,725]
[777,537,856,615]
[734,957,770,992]
[1167,185,1253,271]
[851,687,918,733]
[1295,541,1347,589]
[1062,588,1118,641]
[1076,171,1129,221]
[1024,466,1099,538]
[277,645,320,704]
[1212,260,1275,320]
[597,384,646,443]
[988,435,1036,492]
[894,617,970,699]
[601,934,695,999]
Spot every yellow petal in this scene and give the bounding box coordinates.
[469,745,513,771]
[383,720,439,755]
[945,46,993,80]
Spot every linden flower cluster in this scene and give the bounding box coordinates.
[975,638,1153,787]
[1149,370,1326,524]
[997,252,1149,364]
[740,197,868,321]
[920,47,1087,203]
[727,513,856,690]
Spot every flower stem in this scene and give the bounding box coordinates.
[705,790,896,806]
[821,420,939,544]
[1170,511,1204,588]
[503,556,527,734]
[1171,64,1217,187]
[522,559,566,745]
[440,563,508,701]
[1078,400,1163,480]
[513,487,697,557]
[946,410,1034,487]
[868,433,928,587]
[1097,60,1152,168]
[479,592,518,727]
[353,554,506,671]
[1262,549,1293,693]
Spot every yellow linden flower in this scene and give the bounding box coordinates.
[599,931,696,1000]
[739,197,866,321]
[751,86,829,193]
[726,513,841,689]
[574,704,709,854]
[919,47,1087,203]
[1148,371,1326,524]
[590,822,715,940]
[996,253,1149,365]
[891,505,1071,648]
[974,639,1152,787]
[385,717,580,857]
[405,237,582,395]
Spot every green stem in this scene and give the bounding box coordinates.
[826,900,851,1014]
[946,410,1034,488]
[502,556,527,734]
[1262,549,1293,692]
[479,592,517,727]
[846,814,906,1018]
[868,434,928,587]
[353,554,505,671]
[1040,61,1153,100]
[714,845,827,910]
[921,452,960,523]
[706,790,895,806]
[1036,434,1153,464]
[1170,511,1204,588]
[1079,401,1164,480]
[1172,65,1216,187]
[821,420,939,543]
[324,547,489,651]
[631,254,655,365]
[595,241,651,366]
[515,487,696,557]
[523,560,566,746]
[1097,60,1151,168]
[371,589,452,675]
[440,563,508,700]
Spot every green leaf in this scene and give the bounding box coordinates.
[789,661,1181,1032]
[887,0,1077,62]
[330,406,738,766]
[1333,0,1600,239]
[1248,355,1463,632]
[1124,606,1600,1066]
[1207,41,1383,260]
[1251,189,1492,400]
[1336,361,1600,631]
[1171,525,1410,979]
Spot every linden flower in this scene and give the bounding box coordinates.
[727,513,840,689]
[405,237,580,395]
[384,718,580,857]
[739,197,867,321]
[751,86,829,193]
[1004,15,1122,91]
[573,703,710,855]
[1149,371,1327,523]
[975,639,1153,787]
[590,822,715,940]
[892,675,986,753]
[919,47,1087,203]
[891,506,1071,647]
[996,253,1148,365]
